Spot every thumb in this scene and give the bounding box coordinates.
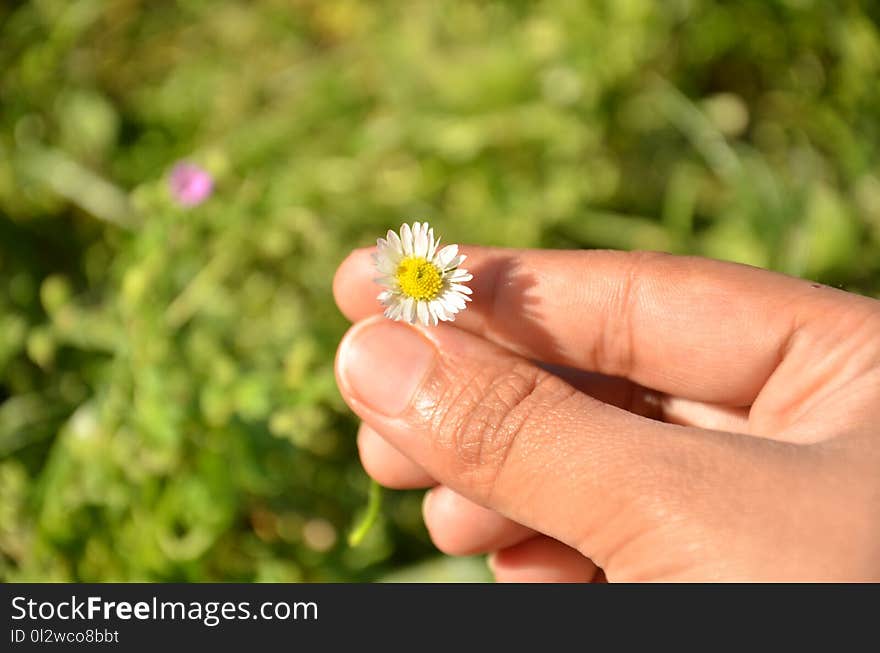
[335,316,803,576]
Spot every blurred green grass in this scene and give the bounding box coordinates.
[0,0,878,581]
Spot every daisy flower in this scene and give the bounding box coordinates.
[373,222,473,326]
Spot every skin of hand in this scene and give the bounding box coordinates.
[333,247,880,582]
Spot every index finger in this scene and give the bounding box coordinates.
[334,246,874,405]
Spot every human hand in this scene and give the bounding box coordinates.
[333,247,880,581]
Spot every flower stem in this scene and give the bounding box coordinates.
[347,479,382,547]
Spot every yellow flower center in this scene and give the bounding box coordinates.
[395,257,443,301]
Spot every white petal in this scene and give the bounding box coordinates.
[428,231,439,260]
[430,299,449,321]
[440,302,461,321]
[386,230,403,255]
[377,237,403,268]
[403,297,416,324]
[377,290,393,303]
[387,299,404,320]
[449,269,472,282]
[388,247,405,266]
[374,249,398,273]
[439,295,460,314]
[435,244,459,269]
[416,300,430,326]
[414,225,428,258]
[377,260,397,276]
[426,227,434,256]
[419,223,429,254]
[445,292,467,310]
[425,226,433,257]
[443,255,465,271]
[450,283,472,294]
[400,223,414,256]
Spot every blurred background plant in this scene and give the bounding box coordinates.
[1,0,878,581]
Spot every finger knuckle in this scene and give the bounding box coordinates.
[594,250,671,378]
[431,361,574,494]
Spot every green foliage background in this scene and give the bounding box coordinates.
[1,0,879,581]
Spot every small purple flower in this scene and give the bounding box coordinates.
[169,162,214,207]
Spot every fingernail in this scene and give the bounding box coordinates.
[340,319,436,416]
[422,488,435,516]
